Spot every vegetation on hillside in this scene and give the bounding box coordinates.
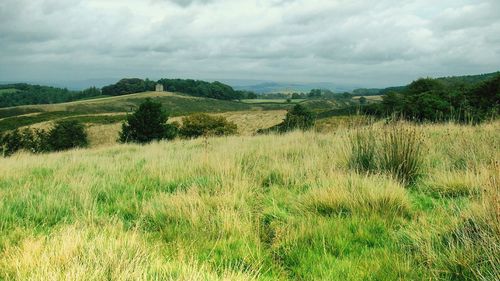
[0,120,87,156]
[0,92,255,132]
[179,113,238,138]
[101,78,244,100]
[119,99,178,144]
[0,84,102,108]
[0,121,498,280]
[258,104,316,133]
[363,74,500,122]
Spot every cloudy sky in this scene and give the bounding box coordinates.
[0,0,499,88]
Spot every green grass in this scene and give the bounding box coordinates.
[0,121,498,280]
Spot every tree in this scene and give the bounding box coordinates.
[359,96,367,105]
[119,99,177,143]
[308,89,322,98]
[47,120,88,151]
[280,104,315,132]
[1,129,22,156]
[179,113,238,138]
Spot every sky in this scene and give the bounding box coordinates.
[0,0,499,88]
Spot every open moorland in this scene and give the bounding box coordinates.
[0,121,498,280]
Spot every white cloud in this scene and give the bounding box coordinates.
[0,0,498,87]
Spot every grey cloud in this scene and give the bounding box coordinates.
[0,0,498,87]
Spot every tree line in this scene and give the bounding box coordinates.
[102,78,247,100]
[363,74,499,122]
[0,84,101,108]
[0,120,88,157]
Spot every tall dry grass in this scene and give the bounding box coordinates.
[0,120,498,280]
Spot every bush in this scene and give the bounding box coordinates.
[47,120,88,151]
[1,121,86,156]
[1,129,22,156]
[258,104,315,134]
[119,99,178,143]
[281,104,315,132]
[179,113,237,138]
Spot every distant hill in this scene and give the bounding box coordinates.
[102,78,244,100]
[232,81,353,94]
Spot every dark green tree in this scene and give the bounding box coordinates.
[119,99,177,143]
[1,129,22,156]
[47,120,88,151]
[359,96,367,105]
[280,104,316,132]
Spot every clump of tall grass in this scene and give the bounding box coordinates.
[348,123,424,185]
[379,124,424,185]
[423,169,484,198]
[302,173,411,217]
[348,129,377,172]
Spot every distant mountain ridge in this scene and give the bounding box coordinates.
[231,81,353,94]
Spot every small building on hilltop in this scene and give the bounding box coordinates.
[155,84,164,92]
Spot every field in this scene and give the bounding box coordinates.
[0,121,498,280]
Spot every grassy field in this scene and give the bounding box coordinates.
[0,121,498,280]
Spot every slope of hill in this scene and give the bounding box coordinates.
[0,89,355,134]
[0,121,498,280]
[0,92,260,132]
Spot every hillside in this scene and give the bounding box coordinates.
[0,121,498,280]
[0,90,354,138]
[0,92,260,132]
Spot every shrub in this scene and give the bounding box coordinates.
[1,122,85,157]
[281,104,315,132]
[258,104,316,134]
[119,99,178,143]
[47,120,88,151]
[179,113,237,138]
[1,129,22,156]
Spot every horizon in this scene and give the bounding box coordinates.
[1,70,498,92]
[1,0,499,88]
